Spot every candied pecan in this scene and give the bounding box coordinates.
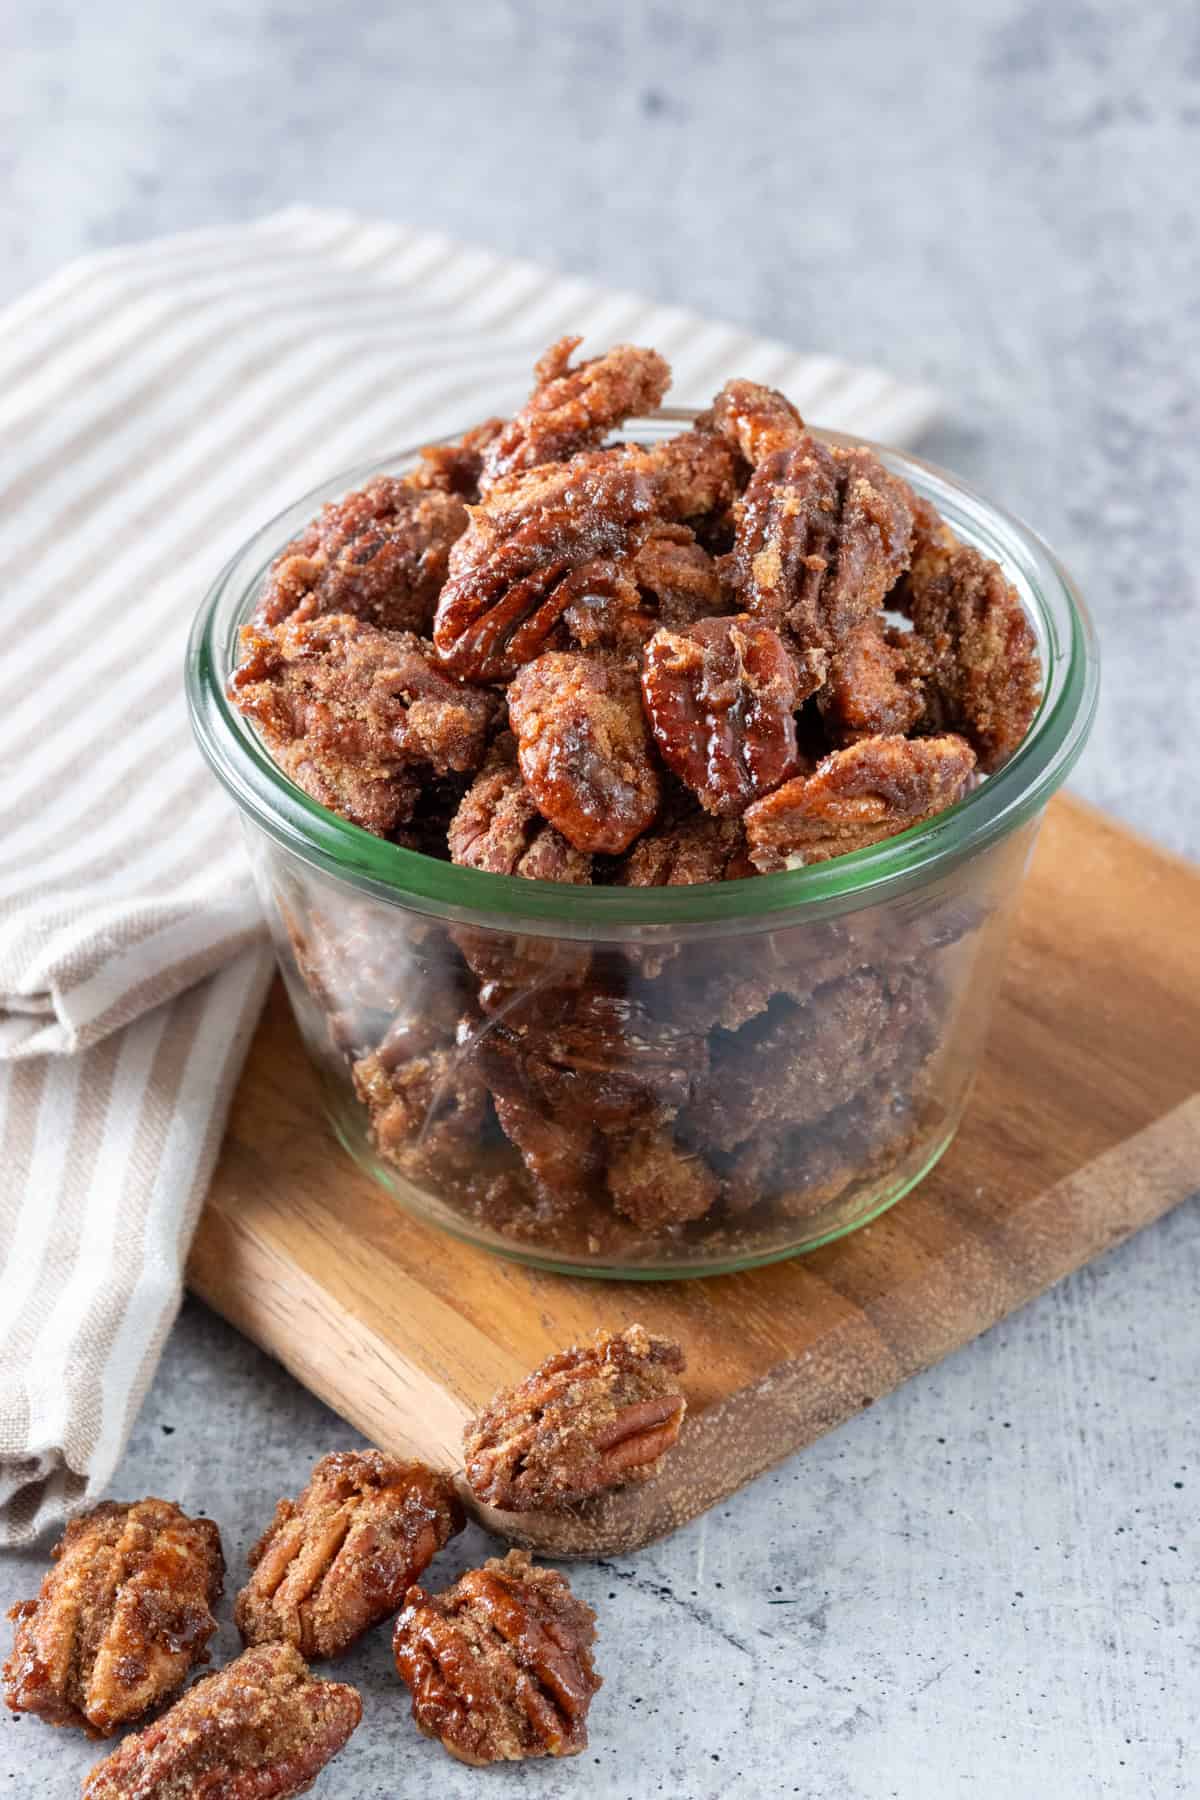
[559,523,725,653]
[508,650,662,853]
[255,474,469,635]
[641,424,741,521]
[236,1450,463,1659]
[730,440,915,655]
[354,1015,489,1182]
[80,1642,361,1800]
[641,614,808,816]
[447,734,592,882]
[463,1325,686,1511]
[478,984,708,1203]
[481,1026,604,1205]
[512,982,709,1125]
[745,733,977,871]
[632,520,727,626]
[904,539,1042,771]
[410,417,506,499]
[394,1549,600,1764]
[685,967,923,1153]
[819,619,930,743]
[703,376,808,464]
[613,808,753,886]
[605,1127,718,1227]
[433,448,661,680]
[482,335,670,488]
[230,614,496,835]
[3,1499,222,1736]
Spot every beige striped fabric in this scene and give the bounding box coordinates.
[0,206,939,1544]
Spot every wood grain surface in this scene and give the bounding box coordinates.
[188,794,1200,1555]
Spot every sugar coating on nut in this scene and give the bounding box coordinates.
[641,613,810,816]
[80,1640,361,1800]
[230,613,495,835]
[481,335,670,489]
[463,1324,687,1511]
[394,1548,601,1764]
[903,537,1042,772]
[235,1449,464,1660]
[744,733,977,870]
[2,1498,223,1738]
[508,651,661,853]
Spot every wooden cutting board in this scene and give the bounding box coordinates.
[188,795,1200,1556]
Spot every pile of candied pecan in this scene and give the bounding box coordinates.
[4,1326,686,1787]
[230,338,1041,1258]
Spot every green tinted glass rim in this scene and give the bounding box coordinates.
[185,413,1099,931]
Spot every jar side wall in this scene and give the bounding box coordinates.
[238,805,1045,1273]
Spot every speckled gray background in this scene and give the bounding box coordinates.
[2,2,1197,1795]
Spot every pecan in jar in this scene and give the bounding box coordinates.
[730,439,915,654]
[508,650,662,854]
[605,1126,719,1227]
[744,733,977,871]
[394,1549,601,1764]
[432,448,660,681]
[481,335,670,489]
[254,478,467,637]
[3,1498,223,1736]
[641,613,811,816]
[353,1017,490,1185]
[229,613,496,835]
[235,1449,464,1659]
[80,1641,361,1799]
[902,535,1042,771]
[463,1324,686,1511]
[818,619,930,743]
[612,805,753,887]
[702,376,809,465]
[447,732,592,881]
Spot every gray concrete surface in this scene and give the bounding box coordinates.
[2,1,1197,1795]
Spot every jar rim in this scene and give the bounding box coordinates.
[185,411,1100,931]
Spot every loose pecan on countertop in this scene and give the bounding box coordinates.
[463,1323,686,1512]
[393,1548,601,1764]
[81,1641,361,1800]
[235,1449,463,1659]
[3,1498,223,1737]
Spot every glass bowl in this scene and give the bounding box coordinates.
[186,413,1099,1277]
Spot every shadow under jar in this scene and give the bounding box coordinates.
[186,416,1098,1277]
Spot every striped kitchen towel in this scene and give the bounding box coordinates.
[0,206,939,1543]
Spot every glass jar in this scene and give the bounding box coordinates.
[186,415,1099,1277]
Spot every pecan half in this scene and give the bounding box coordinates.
[641,614,810,816]
[81,1641,361,1799]
[902,536,1042,771]
[353,1018,490,1185]
[744,733,977,870]
[481,335,670,488]
[235,1450,464,1659]
[394,1549,601,1764]
[612,807,753,886]
[433,449,661,681]
[254,479,467,636]
[703,376,809,464]
[730,440,915,654]
[508,650,661,853]
[230,614,496,835]
[819,619,930,743]
[605,1127,719,1227]
[642,424,741,521]
[447,733,592,882]
[463,1324,686,1511]
[3,1499,223,1736]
